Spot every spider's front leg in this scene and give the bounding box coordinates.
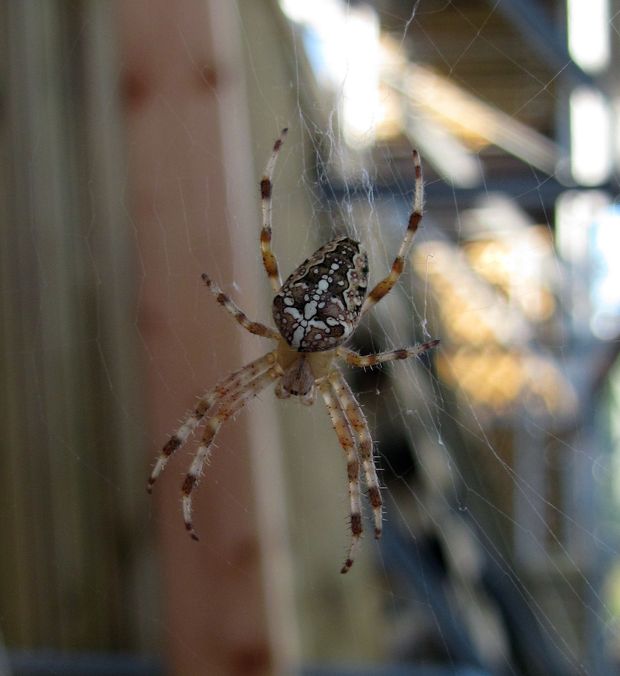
[148,351,277,492]
[181,364,280,540]
[318,378,363,574]
[329,370,383,541]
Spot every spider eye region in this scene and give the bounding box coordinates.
[272,236,368,352]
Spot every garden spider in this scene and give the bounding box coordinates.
[148,129,439,573]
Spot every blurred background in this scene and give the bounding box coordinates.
[2,0,620,674]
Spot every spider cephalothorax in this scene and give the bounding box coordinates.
[148,129,439,573]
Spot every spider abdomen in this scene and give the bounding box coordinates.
[272,236,368,352]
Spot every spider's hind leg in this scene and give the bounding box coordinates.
[202,273,278,340]
[361,149,424,316]
[260,128,288,292]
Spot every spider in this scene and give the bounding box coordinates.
[148,129,439,573]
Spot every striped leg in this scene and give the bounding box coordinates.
[329,370,383,540]
[361,150,424,316]
[148,350,277,492]
[182,366,280,539]
[202,273,279,339]
[260,128,288,292]
[337,339,439,368]
[318,379,363,574]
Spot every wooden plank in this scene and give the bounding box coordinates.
[0,0,150,652]
[115,1,285,673]
[1,0,94,647]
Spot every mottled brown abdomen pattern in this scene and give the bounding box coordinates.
[272,236,368,352]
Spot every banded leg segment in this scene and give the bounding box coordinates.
[202,273,279,339]
[148,350,277,492]
[329,370,383,539]
[318,379,363,574]
[361,150,424,316]
[337,339,439,368]
[260,128,288,292]
[182,365,280,539]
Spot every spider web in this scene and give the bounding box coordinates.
[239,1,620,674]
[4,1,620,675]
[117,0,619,672]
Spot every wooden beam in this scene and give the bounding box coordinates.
[116,1,280,673]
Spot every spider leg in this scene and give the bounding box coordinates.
[318,378,363,574]
[202,273,279,340]
[337,339,439,368]
[260,128,288,292]
[361,150,424,316]
[147,350,277,492]
[181,365,280,540]
[329,370,383,541]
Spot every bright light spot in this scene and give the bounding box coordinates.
[570,87,612,186]
[589,206,620,339]
[556,190,609,266]
[279,0,380,149]
[279,0,317,23]
[279,0,349,87]
[556,193,620,340]
[340,6,380,149]
[567,0,610,73]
